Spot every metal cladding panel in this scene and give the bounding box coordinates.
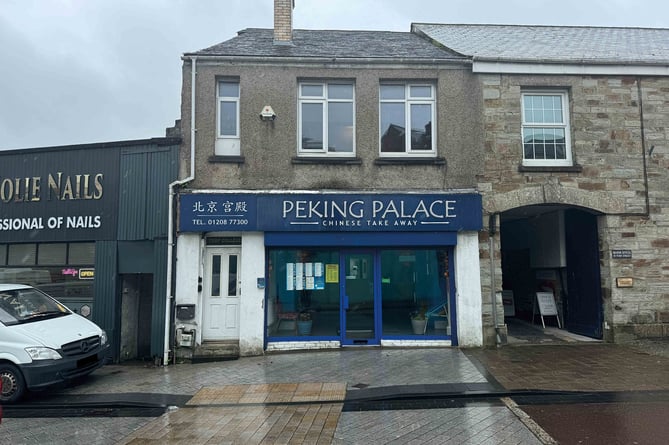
[151,238,168,359]
[118,151,148,240]
[0,147,120,242]
[117,145,178,241]
[92,240,119,362]
[146,148,178,239]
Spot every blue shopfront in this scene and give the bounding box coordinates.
[178,192,482,350]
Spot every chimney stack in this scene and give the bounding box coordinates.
[274,0,294,45]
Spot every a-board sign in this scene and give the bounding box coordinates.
[536,292,558,316]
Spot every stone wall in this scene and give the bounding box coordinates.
[478,73,669,343]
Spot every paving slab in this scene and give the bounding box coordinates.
[463,343,669,392]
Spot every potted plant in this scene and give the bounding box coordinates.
[296,311,313,335]
[410,305,427,334]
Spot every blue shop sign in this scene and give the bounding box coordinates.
[179,193,482,232]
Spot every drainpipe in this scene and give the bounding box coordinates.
[489,213,502,346]
[164,56,197,365]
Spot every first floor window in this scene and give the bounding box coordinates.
[299,82,355,155]
[380,83,435,155]
[521,91,572,166]
[218,80,239,138]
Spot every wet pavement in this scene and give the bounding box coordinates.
[0,340,667,444]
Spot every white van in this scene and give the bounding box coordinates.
[0,283,109,403]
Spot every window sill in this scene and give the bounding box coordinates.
[292,157,362,165]
[374,157,446,166]
[208,155,245,164]
[518,164,582,173]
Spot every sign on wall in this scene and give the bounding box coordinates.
[0,148,120,242]
[179,193,483,233]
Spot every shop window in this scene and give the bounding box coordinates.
[267,249,340,337]
[8,244,36,266]
[38,243,67,265]
[0,242,95,318]
[68,243,95,264]
[380,249,450,336]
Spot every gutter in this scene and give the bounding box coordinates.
[164,56,197,365]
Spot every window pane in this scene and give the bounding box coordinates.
[328,84,353,100]
[219,81,239,98]
[301,103,323,150]
[409,85,431,98]
[38,244,66,265]
[410,104,432,150]
[523,129,535,159]
[69,243,95,264]
[211,255,221,296]
[219,101,237,136]
[228,255,238,296]
[267,249,340,338]
[380,85,405,100]
[218,82,239,97]
[380,103,406,152]
[327,102,353,152]
[8,244,36,266]
[301,84,323,97]
[381,249,450,336]
[0,245,6,266]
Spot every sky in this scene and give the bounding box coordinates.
[0,0,667,150]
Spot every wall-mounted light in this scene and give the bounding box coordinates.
[259,105,277,121]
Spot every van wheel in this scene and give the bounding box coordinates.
[0,363,26,403]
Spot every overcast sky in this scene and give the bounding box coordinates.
[0,0,667,150]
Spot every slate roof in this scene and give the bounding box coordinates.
[413,24,669,65]
[186,28,464,60]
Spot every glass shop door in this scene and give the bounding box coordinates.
[341,251,379,345]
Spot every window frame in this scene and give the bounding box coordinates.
[379,82,436,157]
[217,79,240,139]
[297,81,356,157]
[521,90,572,167]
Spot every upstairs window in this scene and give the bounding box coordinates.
[521,91,572,166]
[298,82,355,156]
[215,80,240,156]
[380,83,435,156]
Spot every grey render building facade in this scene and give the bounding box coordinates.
[168,1,668,359]
[171,1,485,357]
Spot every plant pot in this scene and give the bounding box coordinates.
[296,320,313,335]
[411,318,426,335]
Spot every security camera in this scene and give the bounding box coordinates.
[259,105,277,121]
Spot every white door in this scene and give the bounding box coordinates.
[203,248,241,340]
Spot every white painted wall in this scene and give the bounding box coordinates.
[455,231,483,347]
[239,232,265,355]
[174,233,203,342]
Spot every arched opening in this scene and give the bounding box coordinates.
[499,204,603,342]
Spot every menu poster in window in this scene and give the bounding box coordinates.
[305,276,315,290]
[286,263,294,291]
[295,262,304,290]
[325,264,339,283]
[313,262,324,289]
[305,263,313,277]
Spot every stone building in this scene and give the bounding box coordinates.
[415,24,669,344]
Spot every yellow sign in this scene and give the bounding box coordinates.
[79,268,95,280]
[325,264,339,283]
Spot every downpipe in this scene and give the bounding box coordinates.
[489,213,502,347]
